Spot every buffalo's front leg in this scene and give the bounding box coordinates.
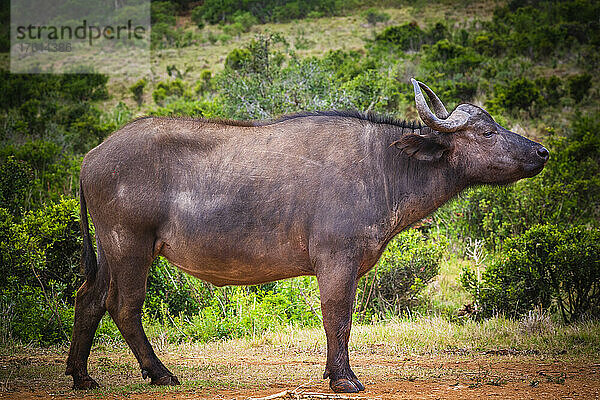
[316,256,364,393]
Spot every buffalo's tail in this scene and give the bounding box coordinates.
[80,183,97,282]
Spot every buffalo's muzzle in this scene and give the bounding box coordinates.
[536,146,550,163]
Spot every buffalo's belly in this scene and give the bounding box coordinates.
[157,238,313,286]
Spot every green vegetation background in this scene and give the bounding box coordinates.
[0,0,599,346]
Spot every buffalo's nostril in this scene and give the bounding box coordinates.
[537,146,549,161]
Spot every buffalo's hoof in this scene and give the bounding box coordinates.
[352,378,365,391]
[151,374,180,386]
[330,378,360,393]
[72,375,100,390]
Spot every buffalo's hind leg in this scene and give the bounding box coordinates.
[103,232,180,386]
[66,240,108,389]
[316,255,365,393]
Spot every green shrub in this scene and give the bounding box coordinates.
[356,230,444,318]
[153,79,187,105]
[142,275,321,343]
[232,11,258,32]
[222,22,244,37]
[150,98,224,118]
[488,77,543,115]
[361,8,390,26]
[422,39,484,75]
[151,1,178,48]
[225,48,252,70]
[190,5,205,28]
[130,78,147,106]
[0,72,110,152]
[535,76,563,106]
[192,0,343,25]
[484,0,600,58]
[195,70,214,94]
[0,199,82,295]
[0,284,73,344]
[181,279,320,342]
[145,257,205,320]
[0,198,81,344]
[322,49,375,82]
[374,22,427,51]
[341,69,399,111]
[0,157,31,217]
[472,34,505,56]
[461,224,600,322]
[567,73,592,101]
[0,142,82,210]
[428,22,449,43]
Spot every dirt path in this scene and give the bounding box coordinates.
[1,345,599,399]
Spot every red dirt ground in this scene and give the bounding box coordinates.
[1,348,599,399]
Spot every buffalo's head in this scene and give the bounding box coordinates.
[397,78,549,185]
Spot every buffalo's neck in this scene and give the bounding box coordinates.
[376,124,467,238]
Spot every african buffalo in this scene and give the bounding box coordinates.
[66,79,548,392]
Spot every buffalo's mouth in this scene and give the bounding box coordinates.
[522,145,549,177]
[522,160,547,177]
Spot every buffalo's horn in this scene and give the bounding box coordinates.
[417,81,449,118]
[411,78,469,133]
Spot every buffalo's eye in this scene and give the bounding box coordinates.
[483,131,495,138]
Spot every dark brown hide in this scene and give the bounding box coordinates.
[66,83,548,392]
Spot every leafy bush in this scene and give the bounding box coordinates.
[461,224,600,322]
[356,230,444,318]
[0,284,73,345]
[225,48,253,70]
[130,79,147,106]
[232,11,259,32]
[361,8,390,26]
[322,49,376,82]
[567,73,592,101]
[179,279,321,342]
[192,0,348,24]
[0,142,81,210]
[421,39,484,77]
[374,22,427,51]
[472,33,505,56]
[0,157,31,217]
[150,98,225,118]
[145,257,206,320]
[153,79,188,105]
[0,199,82,297]
[190,5,206,28]
[488,77,543,115]
[195,70,214,95]
[0,198,81,344]
[483,0,600,58]
[535,76,563,107]
[142,270,321,343]
[151,1,177,48]
[0,71,110,152]
[217,35,402,119]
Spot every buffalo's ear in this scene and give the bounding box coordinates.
[393,134,450,161]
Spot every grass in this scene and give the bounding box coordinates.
[426,255,474,317]
[1,317,598,396]
[255,316,600,358]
